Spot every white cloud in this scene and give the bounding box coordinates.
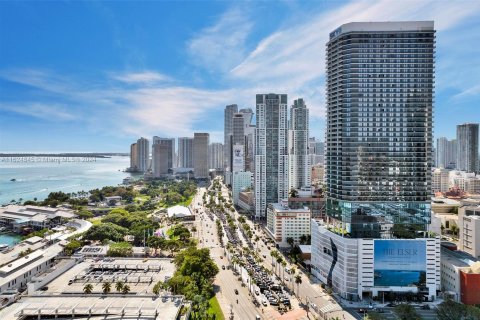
[0,103,75,121]
[187,7,253,73]
[112,71,171,84]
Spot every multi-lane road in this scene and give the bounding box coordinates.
[192,187,264,320]
[190,182,357,320]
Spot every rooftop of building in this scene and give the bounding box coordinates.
[0,295,185,320]
[0,205,75,221]
[167,205,192,218]
[269,202,310,213]
[441,247,478,268]
[331,21,434,38]
[39,257,175,295]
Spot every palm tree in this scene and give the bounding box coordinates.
[122,284,131,295]
[294,274,302,297]
[102,282,111,294]
[115,281,124,293]
[153,281,161,295]
[281,260,287,283]
[83,283,93,294]
[286,237,295,248]
[276,256,283,277]
[270,250,278,272]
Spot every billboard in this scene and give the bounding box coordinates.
[374,240,426,287]
[232,144,244,172]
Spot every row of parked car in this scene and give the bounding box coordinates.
[243,254,291,308]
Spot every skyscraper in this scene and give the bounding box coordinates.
[152,143,169,177]
[288,98,311,190]
[325,21,434,237]
[152,137,175,170]
[194,133,209,178]
[136,137,150,173]
[254,93,288,217]
[456,123,479,173]
[208,143,224,170]
[178,137,194,168]
[224,104,238,171]
[436,137,457,169]
[311,21,438,302]
[130,143,138,170]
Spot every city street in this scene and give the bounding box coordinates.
[190,180,357,320]
[192,187,264,320]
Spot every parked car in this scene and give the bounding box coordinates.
[222,265,225,270]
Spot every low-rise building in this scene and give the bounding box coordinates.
[288,187,324,219]
[0,205,75,232]
[441,246,480,304]
[266,202,311,247]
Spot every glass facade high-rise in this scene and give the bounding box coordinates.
[436,137,457,169]
[255,94,288,217]
[456,123,479,173]
[325,22,435,238]
[289,98,311,190]
[224,104,238,171]
[178,137,194,168]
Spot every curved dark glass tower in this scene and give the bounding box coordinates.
[325,22,435,238]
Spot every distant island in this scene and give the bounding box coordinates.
[0,153,129,158]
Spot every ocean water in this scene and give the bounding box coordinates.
[374,270,424,287]
[0,156,133,205]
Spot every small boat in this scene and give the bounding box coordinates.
[0,244,9,251]
[10,179,16,182]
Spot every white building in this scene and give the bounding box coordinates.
[266,202,311,247]
[178,137,194,168]
[232,171,253,206]
[432,168,450,193]
[459,206,480,258]
[449,171,480,194]
[208,142,224,170]
[0,205,75,232]
[136,137,150,173]
[311,220,440,301]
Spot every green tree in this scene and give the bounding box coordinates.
[84,223,128,241]
[286,237,295,248]
[363,312,387,320]
[393,304,421,320]
[102,282,111,294]
[294,274,302,297]
[115,281,124,293]
[64,240,82,255]
[122,284,131,294]
[436,297,480,320]
[83,283,93,294]
[76,209,94,219]
[107,242,133,257]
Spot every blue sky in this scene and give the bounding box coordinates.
[1,0,479,152]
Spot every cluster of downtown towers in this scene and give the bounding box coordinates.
[132,21,436,240]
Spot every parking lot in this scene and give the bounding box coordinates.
[41,258,175,294]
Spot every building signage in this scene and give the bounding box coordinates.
[374,240,426,287]
[232,144,244,172]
